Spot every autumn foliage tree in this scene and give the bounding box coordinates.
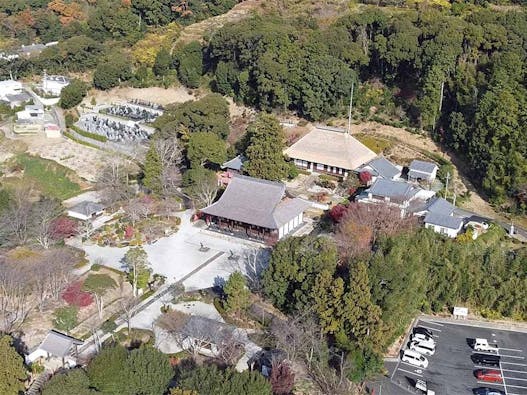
[335,203,416,257]
[270,361,295,395]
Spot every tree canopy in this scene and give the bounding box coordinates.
[0,335,27,395]
[243,113,291,181]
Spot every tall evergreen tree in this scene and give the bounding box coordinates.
[223,271,251,316]
[0,335,27,395]
[244,113,290,181]
[143,142,163,194]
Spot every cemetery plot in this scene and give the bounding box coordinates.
[75,114,154,142]
[104,101,163,123]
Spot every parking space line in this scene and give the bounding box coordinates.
[399,361,425,370]
[477,381,504,387]
[390,359,401,380]
[420,320,444,327]
[502,383,527,395]
[500,363,507,395]
[504,376,527,382]
[500,348,523,352]
[500,355,525,360]
[503,369,527,375]
[397,368,423,378]
[416,324,441,332]
[501,362,527,367]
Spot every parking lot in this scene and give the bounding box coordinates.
[389,319,527,394]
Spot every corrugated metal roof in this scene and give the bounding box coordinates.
[409,160,438,175]
[201,175,307,229]
[368,179,419,200]
[424,212,463,229]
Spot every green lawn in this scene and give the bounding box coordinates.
[14,154,82,200]
[355,133,393,154]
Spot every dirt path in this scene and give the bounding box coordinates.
[175,0,264,46]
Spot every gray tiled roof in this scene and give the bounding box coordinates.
[69,201,104,216]
[368,179,419,201]
[221,155,245,171]
[424,212,463,229]
[201,175,307,229]
[273,198,311,227]
[181,316,239,344]
[364,157,400,179]
[409,160,438,175]
[426,197,455,216]
[39,330,83,357]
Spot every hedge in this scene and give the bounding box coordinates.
[70,125,108,142]
[63,130,100,150]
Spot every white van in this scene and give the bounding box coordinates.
[402,349,429,368]
[410,341,436,356]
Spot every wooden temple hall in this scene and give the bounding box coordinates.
[200,175,311,244]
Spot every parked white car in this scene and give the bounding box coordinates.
[474,338,498,352]
[410,341,436,356]
[411,333,435,346]
[402,349,429,368]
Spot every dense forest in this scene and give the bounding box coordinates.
[262,225,527,381]
[4,2,525,211]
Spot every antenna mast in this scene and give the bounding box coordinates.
[347,81,354,135]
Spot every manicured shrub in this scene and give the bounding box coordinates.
[62,281,93,307]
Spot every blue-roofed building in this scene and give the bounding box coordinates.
[358,156,402,183]
[408,160,438,183]
[424,211,464,237]
[413,196,465,237]
[356,178,424,215]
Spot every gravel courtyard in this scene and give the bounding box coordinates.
[80,210,269,291]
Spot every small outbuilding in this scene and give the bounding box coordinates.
[67,201,104,221]
[25,330,83,369]
[408,160,438,183]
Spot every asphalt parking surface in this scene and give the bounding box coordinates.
[389,319,527,395]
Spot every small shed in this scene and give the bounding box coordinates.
[25,330,83,368]
[67,201,104,221]
[45,123,61,138]
[408,160,438,183]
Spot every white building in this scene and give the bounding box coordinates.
[408,160,439,183]
[424,212,464,238]
[67,201,105,221]
[25,330,83,369]
[16,104,44,121]
[42,74,70,96]
[45,123,61,138]
[417,196,465,238]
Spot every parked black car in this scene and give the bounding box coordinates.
[472,387,505,395]
[471,353,501,367]
[413,326,434,338]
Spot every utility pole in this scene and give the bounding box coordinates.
[453,193,457,206]
[438,80,445,113]
[347,81,354,135]
[444,172,450,201]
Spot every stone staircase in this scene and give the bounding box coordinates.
[26,370,52,395]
